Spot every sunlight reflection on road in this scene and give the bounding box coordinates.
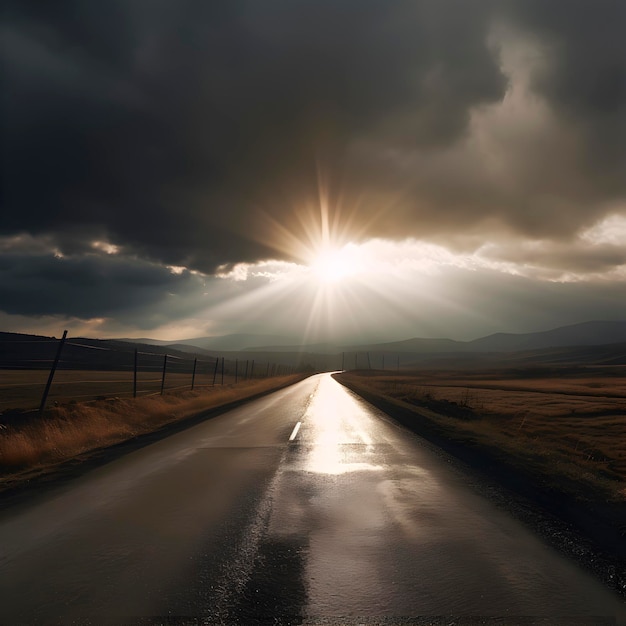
[302,375,384,475]
[271,375,626,621]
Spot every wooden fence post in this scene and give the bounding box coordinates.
[160,354,168,395]
[39,330,67,415]
[133,348,138,398]
[191,358,197,390]
[212,357,219,386]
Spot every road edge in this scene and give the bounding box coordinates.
[0,374,311,510]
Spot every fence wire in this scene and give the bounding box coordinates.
[0,333,300,412]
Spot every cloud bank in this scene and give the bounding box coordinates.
[2,1,625,338]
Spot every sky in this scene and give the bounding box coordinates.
[2,0,625,344]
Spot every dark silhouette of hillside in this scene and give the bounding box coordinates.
[0,333,204,371]
[349,321,626,354]
[2,321,625,371]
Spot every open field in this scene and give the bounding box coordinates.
[0,368,249,411]
[0,374,305,491]
[336,366,626,503]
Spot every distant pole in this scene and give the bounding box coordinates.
[221,357,225,385]
[212,357,219,386]
[133,348,138,398]
[191,358,197,390]
[160,354,168,394]
[341,352,345,371]
[250,360,255,379]
[235,359,238,384]
[367,352,371,369]
[39,330,67,415]
[245,359,249,380]
[266,362,270,377]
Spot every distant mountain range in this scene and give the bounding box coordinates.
[3,321,626,371]
[0,333,333,371]
[353,320,626,354]
[130,320,626,354]
[119,333,300,352]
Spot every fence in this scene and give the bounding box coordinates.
[0,331,299,413]
[341,351,401,372]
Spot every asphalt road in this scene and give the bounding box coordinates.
[0,373,624,625]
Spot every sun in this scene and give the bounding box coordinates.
[310,246,361,284]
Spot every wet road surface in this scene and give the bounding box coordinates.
[0,373,624,624]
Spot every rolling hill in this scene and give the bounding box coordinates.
[3,321,625,372]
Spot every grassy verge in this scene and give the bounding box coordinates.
[0,374,306,494]
[335,369,626,503]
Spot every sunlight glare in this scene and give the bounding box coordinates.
[311,246,361,284]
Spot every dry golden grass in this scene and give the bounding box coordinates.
[0,375,302,483]
[338,367,626,502]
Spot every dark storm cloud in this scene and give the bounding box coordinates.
[2,0,509,272]
[503,0,626,188]
[1,0,625,298]
[506,0,626,118]
[0,247,205,320]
